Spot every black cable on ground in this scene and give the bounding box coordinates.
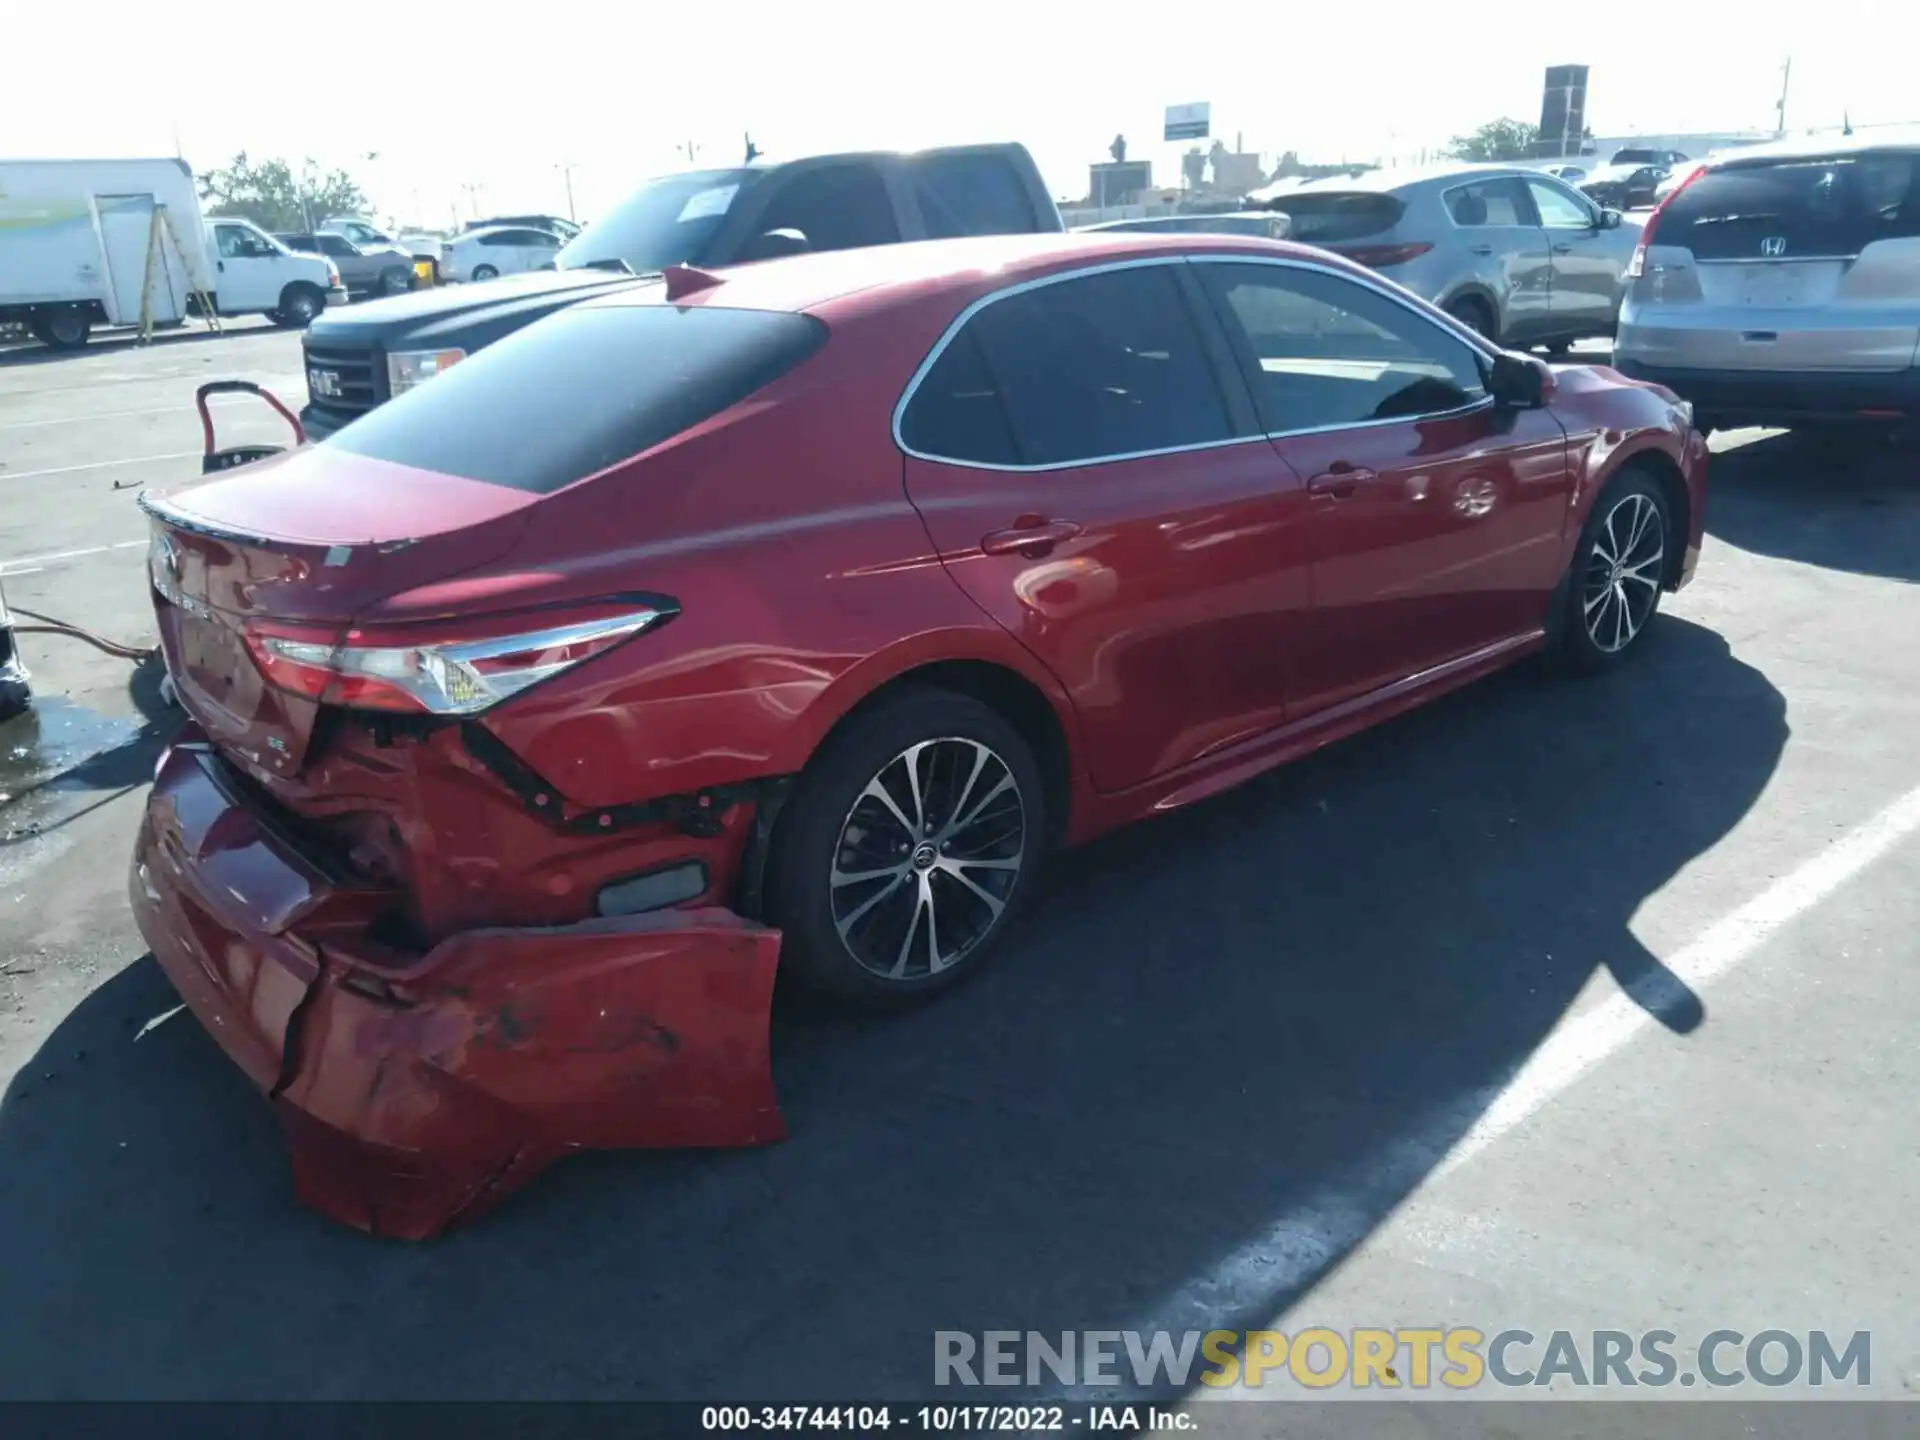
[11,607,157,663]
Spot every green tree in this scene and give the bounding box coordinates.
[199,152,369,232]
[1447,118,1541,163]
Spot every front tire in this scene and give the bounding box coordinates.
[379,266,412,296]
[472,264,498,281]
[271,283,323,328]
[1554,467,1671,673]
[767,689,1046,1010]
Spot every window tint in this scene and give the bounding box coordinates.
[1199,263,1488,433]
[963,264,1233,466]
[909,153,1036,238]
[899,329,1019,465]
[318,234,357,256]
[1527,178,1594,228]
[327,305,826,493]
[1657,154,1920,257]
[1444,178,1530,227]
[754,164,900,253]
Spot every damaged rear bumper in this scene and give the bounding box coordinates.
[130,729,785,1239]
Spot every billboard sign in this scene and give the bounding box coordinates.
[1164,103,1211,143]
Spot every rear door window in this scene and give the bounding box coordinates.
[1659,154,1920,258]
[1198,262,1488,433]
[1443,178,1533,227]
[902,264,1234,467]
[908,152,1038,237]
[326,304,826,493]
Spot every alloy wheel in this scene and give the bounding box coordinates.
[1582,492,1665,653]
[829,737,1027,981]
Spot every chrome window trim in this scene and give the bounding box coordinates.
[892,252,1500,472]
[1693,255,1862,265]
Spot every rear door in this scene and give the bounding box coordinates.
[1440,176,1553,341]
[899,260,1314,793]
[1194,258,1573,715]
[900,149,1047,238]
[1634,150,1920,370]
[1525,175,1624,335]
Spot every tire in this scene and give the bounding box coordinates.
[1445,295,1498,345]
[1553,466,1672,674]
[378,266,411,297]
[272,283,323,328]
[1542,338,1573,358]
[32,305,91,350]
[767,687,1047,1010]
[472,264,498,281]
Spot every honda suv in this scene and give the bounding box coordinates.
[1614,131,1920,431]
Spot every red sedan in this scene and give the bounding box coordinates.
[132,232,1708,1235]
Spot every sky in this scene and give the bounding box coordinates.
[5,0,1914,228]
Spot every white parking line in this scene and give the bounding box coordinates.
[0,539,145,575]
[0,452,199,482]
[0,397,255,430]
[1134,779,1920,1343]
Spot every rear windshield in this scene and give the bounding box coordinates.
[1659,153,1920,258]
[1271,193,1406,244]
[326,304,826,492]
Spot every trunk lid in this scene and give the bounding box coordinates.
[144,444,540,778]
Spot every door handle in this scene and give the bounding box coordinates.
[981,517,1083,557]
[1308,466,1377,499]
[1468,243,1494,256]
[1552,242,1573,253]
[216,260,225,272]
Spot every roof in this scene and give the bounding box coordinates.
[585,231,1340,320]
[1699,126,1920,167]
[1286,161,1536,195]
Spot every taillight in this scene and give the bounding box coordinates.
[1331,242,1434,268]
[242,605,673,715]
[1626,166,1706,279]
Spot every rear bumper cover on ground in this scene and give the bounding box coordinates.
[1614,358,1920,427]
[130,729,785,1239]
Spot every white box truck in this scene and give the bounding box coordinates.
[0,158,347,350]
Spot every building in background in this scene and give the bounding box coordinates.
[1087,159,1153,206]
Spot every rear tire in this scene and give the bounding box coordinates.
[1553,466,1672,674]
[767,688,1047,1010]
[32,305,92,350]
[1542,338,1573,358]
[1446,295,1499,345]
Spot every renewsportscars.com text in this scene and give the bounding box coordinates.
[934,1328,1871,1390]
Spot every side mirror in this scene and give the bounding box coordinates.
[736,227,810,263]
[1598,208,1623,230]
[1488,351,1555,409]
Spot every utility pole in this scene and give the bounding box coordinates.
[555,162,577,222]
[460,182,483,220]
[679,140,700,164]
[1775,56,1792,137]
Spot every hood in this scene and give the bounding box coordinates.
[302,268,658,349]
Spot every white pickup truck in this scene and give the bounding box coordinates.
[0,158,348,349]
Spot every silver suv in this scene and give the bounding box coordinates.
[1274,163,1640,351]
[1615,131,1920,431]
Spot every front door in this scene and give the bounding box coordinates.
[1526,176,1622,338]
[1193,258,1573,716]
[899,260,1313,793]
[1440,175,1552,343]
[211,222,282,312]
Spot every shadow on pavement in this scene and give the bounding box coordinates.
[0,617,1785,1400]
[0,320,283,370]
[1707,430,1920,582]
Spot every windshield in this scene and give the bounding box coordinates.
[557,168,760,273]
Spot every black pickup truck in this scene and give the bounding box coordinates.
[298,143,1063,439]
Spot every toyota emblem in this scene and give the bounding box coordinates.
[1760,235,1787,257]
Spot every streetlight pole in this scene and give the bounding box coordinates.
[555,163,577,222]
[1776,56,1793,137]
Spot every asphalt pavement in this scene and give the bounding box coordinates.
[0,326,1916,1414]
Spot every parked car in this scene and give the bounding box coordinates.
[134,230,1708,1236]
[1581,164,1670,211]
[321,216,444,267]
[1612,147,1690,168]
[1653,160,1710,204]
[1078,211,1292,240]
[1615,130,1920,432]
[467,213,581,241]
[1274,163,1638,350]
[1539,163,1589,182]
[0,158,345,347]
[277,231,416,299]
[438,225,567,282]
[296,143,1063,439]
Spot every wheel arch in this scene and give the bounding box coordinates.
[1598,443,1692,589]
[1436,282,1502,339]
